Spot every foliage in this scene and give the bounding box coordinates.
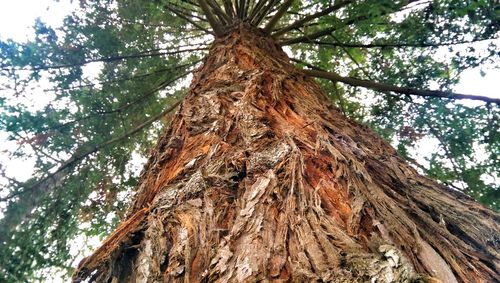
[0,0,498,281]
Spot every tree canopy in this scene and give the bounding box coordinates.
[0,0,498,281]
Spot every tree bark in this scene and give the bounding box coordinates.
[73,23,500,283]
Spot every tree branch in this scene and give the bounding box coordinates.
[41,70,193,133]
[197,0,224,36]
[279,26,339,46]
[310,37,499,49]
[294,60,500,104]
[169,2,208,22]
[164,5,214,35]
[263,0,294,34]
[0,120,63,164]
[235,0,241,18]
[2,47,208,71]
[278,0,423,45]
[206,0,232,24]
[415,103,467,191]
[222,0,235,19]
[243,0,251,19]
[44,60,201,92]
[0,99,182,203]
[252,0,278,26]
[248,0,267,23]
[272,0,353,38]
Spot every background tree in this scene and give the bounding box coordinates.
[0,0,498,281]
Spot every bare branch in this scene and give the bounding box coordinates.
[44,61,201,93]
[197,0,224,36]
[248,0,266,23]
[207,0,232,24]
[293,60,500,104]
[278,0,423,45]
[235,0,245,19]
[310,37,499,49]
[252,0,279,26]
[3,47,208,72]
[263,0,294,34]
[222,0,235,19]
[279,26,339,46]
[243,0,251,19]
[165,5,214,35]
[169,2,208,22]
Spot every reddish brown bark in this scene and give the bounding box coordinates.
[74,24,500,283]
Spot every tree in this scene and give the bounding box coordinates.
[0,0,499,281]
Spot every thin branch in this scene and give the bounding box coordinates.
[310,37,498,49]
[164,5,214,35]
[197,0,224,36]
[180,0,201,8]
[41,70,193,133]
[330,34,373,80]
[169,2,208,22]
[248,0,266,23]
[252,0,278,26]
[280,25,339,46]
[106,17,178,29]
[244,0,251,19]
[293,59,500,104]
[207,0,232,24]
[263,0,294,34]
[2,47,207,71]
[331,80,347,116]
[222,0,235,19]
[278,0,422,45]
[405,155,428,173]
[0,100,182,203]
[273,0,353,38]
[235,0,241,18]
[44,60,201,92]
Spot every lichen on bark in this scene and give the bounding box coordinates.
[73,24,500,283]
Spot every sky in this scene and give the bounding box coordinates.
[0,0,76,42]
[0,0,499,279]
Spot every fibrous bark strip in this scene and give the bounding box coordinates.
[74,23,500,283]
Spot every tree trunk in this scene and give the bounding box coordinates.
[73,24,500,283]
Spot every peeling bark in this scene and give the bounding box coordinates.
[74,23,500,283]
